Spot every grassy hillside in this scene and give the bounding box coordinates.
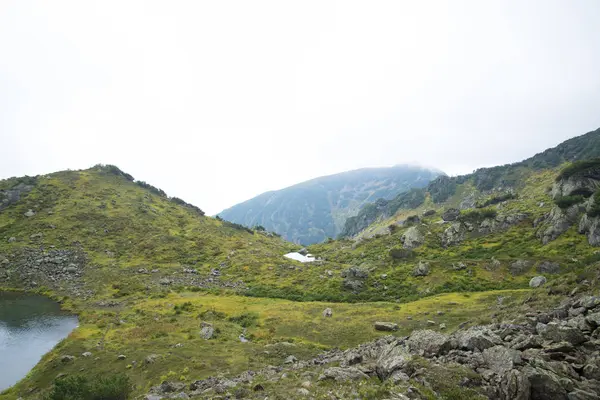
[342,127,600,237]
[218,165,442,244]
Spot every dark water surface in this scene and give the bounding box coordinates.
[0,291,78,391]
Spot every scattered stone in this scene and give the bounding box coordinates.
[530,276,547,288]
[318,367,368,382]
[407,330,453,357]
[81,352,92,357]
[482,345,522,373]
[7,237,16,243]
[412,261,430,277]
[61,355,75,363]
[200,322,214,340]
[117,354,126,360]
[538,261,560,274]
[442,208,460,221]
[284,355,298,364]
[322,308,333,318]
[24,209,35,217]
[374,322,398,331]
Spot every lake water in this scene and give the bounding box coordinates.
[0,291,78,391]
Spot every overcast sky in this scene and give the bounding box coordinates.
[2,1,600,214]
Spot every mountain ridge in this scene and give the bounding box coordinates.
[218,164,443,244]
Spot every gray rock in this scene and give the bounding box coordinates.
[442,208,460,221]
[298,248,308,256]
[539,204,583,245]
[579,214,600,246]
[522,365,568,400]
[530,276,547,288]
[585,311,600,327]
[455,326,502,351]
[318,367,369,382]
[200,322,214,340]
[407,330,453,357]
[510,260,532,276]
[412,261,430,277]
[284,355,298,364]
[61,355,75,363]
[7,237,16,243]
[482,346,522,373]
[159,278,172,285]
[24,209,35,217]
[145,354,159,364]
[568,390,599,400]
[441,222,466,247]
[499,369,530,400]
[81,352,92,357]
[376,342,411,380]
[374,322,398,331]
[297,388,310,396]
[322,308,333,318]
[117,354,126,360]
[401,226,424,249]
[538,261,560,274]
[540,322,587,345]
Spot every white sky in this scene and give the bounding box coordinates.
[1,1,600,215]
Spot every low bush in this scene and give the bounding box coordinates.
[46,374,131,400]
[556,159,600,181]
[554,195,585,209]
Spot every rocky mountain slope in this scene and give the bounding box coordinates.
[218,165,442,244]
[342,127,600,238]
[3,127,600,399]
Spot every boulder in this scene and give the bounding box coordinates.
[522,365,568,400]
[407,330,454,357]
[24,209,35,217]
[284,355,298,364]
[530,276,547,288]
[374,322,398,332]
[441,222,466,247]
[401,227,424,249]
[482,346,522,373]
[499,369,531,400]
[510,260,532,276]
[318,367,369,382]
[200,322,214,340]
[442,208,460,221]
[322,308,333,318]
[540,322,587,345]
[376,342,411,380]
[537,261,560,274]
[412,261,430,277]
[455,326,502,351]
[538,205,582,245]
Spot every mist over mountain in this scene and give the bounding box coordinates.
[218,165,443,244]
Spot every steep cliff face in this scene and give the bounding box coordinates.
[218,165,442,244]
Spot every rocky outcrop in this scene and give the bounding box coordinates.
[145,292,600,399]
[341,266,369,292]
[537,204,584,244]
[579,213,600,246]
[442,222,466,247]
[400,226,424,249]
[0,182,35,211]
[442,208,460,221]
[412,261,430,277]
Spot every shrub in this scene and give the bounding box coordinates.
[46,374,131,400]
[389,248,414,260]
[228,311,259,327]
[476,193,516,208]
[170,197,205,216]
[135,181,167,197]
[556,159,600,181]
[554,195,585,209]
[95,164,134,181]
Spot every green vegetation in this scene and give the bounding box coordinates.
[556,158,600,181]
[46,374,131,400]
[3,126,600,399]
[554,194,586,209]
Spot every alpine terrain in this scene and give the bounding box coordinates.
[218,165,443,244]
[3,128,600,399]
